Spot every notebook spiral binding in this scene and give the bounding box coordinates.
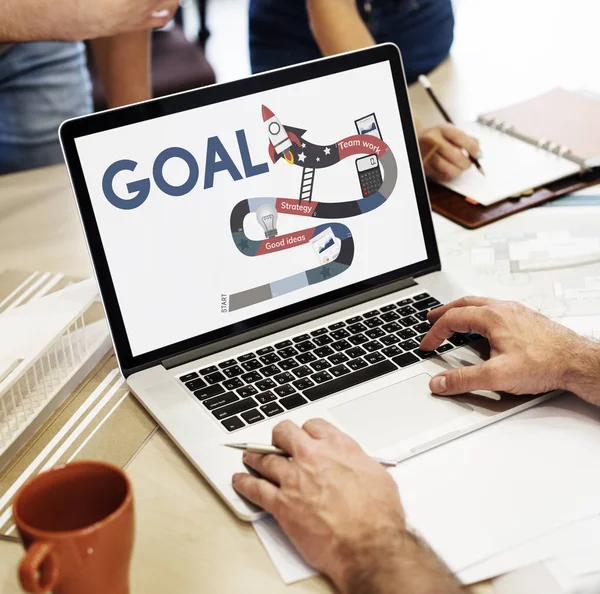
[476,115,574,161]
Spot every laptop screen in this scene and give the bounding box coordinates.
[70,50,435,363]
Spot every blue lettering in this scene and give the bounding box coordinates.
[204,136,243,190]
[236,129,269,179]
[102,160,151,210]
[153,147,200,197]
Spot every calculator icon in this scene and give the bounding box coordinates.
[356,154,382,197]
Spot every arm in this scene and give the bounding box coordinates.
[233,420,463,594]
[421,297,600,405]
[91,31,151,108]
[0,0,178,42]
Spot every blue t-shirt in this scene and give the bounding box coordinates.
[249,0,454,82]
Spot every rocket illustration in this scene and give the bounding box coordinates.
[262,105,302,165]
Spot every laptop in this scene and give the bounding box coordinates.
[60,45,553,521]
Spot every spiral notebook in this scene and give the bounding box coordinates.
[437,88,600,207]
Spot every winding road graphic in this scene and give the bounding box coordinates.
[227,105,397,312]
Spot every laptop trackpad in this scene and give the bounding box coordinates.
[329,374,473,451]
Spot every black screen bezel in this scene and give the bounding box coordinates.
[60,44,440,376]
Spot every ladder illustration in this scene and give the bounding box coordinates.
[298,167,315,205]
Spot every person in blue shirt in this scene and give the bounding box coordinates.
[249,0,479,182]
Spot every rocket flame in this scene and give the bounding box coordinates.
[284,151,294,165]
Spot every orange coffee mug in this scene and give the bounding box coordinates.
[13,461,134,594]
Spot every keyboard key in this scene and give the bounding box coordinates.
[412,293,430,301]
[414,310,430,322]
[329,353,349,365]
[398,306,416,317]
[315,346,335,358]
[260,353,281,365]
[279,346,299,358]
[256,378,276,391]
[347,358,368,371]
[237,385,258,398]
[414,297,441,311]
[293,334,311,343]
[280,394,308,410]
[310,328,328,337]
[381,334,400,346]
[312,371,333,384]
[330,364,351,378]
[468,333,483,341]
[329,322,345,331]
[256,391,277,404]
[381,311,400,322]
[261,402,284,417]
[206,371,226,385]
[416,349,436,359]
[365,328,385,339]
[275,340,292,349]
[297,352,317,364]
[204,392,238,411]
[310,359,331,372]
[257,346,275,356]
[399,316,418,328]
[223,365,243,378]
[331,339,352,352]
[399,339,419,351]
[304,360,397,401]
[397,328,417,340]
[414,322,432,334]
[313,335,333,346]
[219,359,237,369]
[292,365,312,378]
[391,352,420,367]
[223,378,244,391]
[296,341,316,353]
[241,359,262,372]
[364,340,383,353]
[363,309,380,318]
[365,352,385,364]
[346,316,363,324]
[261,364,281,377]
[275,384,296,397]
[396,298,413,306]
[222,416,245,432]
[348,322,368,334]
[293,378,315,390]
[274,372,295,385]
[213,397,258,420]
[380,304,397,312]
[364,317,384,328]
[199,366,218,376]
[331,329,350,340]
[241,371,262,383]
[449,333,470,346]
[193,385,225,400]
[347,346,366,358]
[180,372,199,383]
[238,353,256,363]
[184,378,207,392]
[382,322,401,333]
[436,343,454,353]
[241,409,264,424]
[348,333,368,345]
[382,346,402,358]
[280,358,300,370]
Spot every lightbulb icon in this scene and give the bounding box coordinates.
[256,203,279,239]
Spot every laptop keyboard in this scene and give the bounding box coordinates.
[177,292,479,433]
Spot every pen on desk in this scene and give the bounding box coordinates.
[418,74,486,177]
[225,443,398,467]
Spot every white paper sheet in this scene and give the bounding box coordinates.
[254,395,600,584]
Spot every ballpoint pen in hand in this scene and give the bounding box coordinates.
[225,443,398,467]
[418,74,486,177]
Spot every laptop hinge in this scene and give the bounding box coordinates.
[161,276,418,370]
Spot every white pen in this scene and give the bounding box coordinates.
[225,442,398,467]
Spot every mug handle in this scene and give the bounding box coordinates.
[19,541,60,593]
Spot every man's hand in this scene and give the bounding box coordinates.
[2,0,179,43]
[418,123,480,181]
[233,419,462,594]
[421,297,600,405]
